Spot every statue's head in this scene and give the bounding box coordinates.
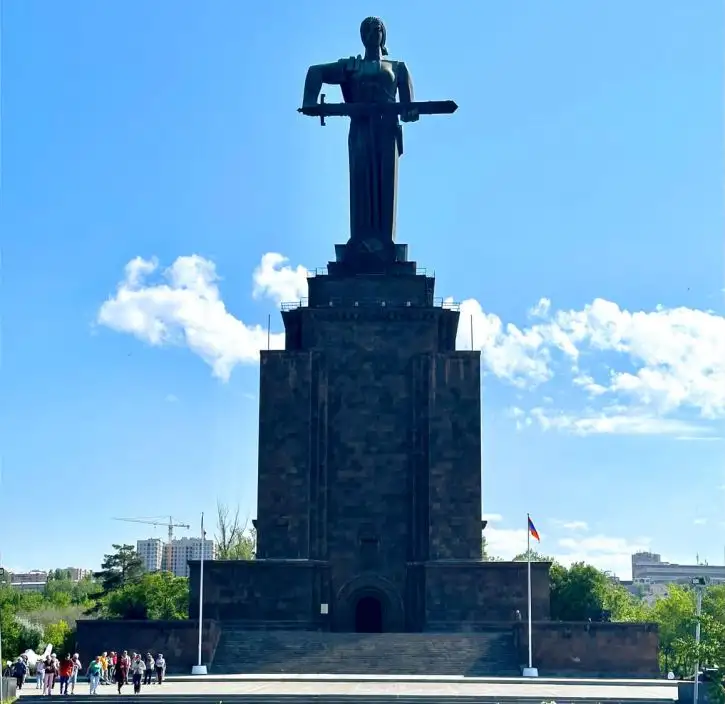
[360,16,388,56]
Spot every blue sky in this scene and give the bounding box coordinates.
[1,2,723,578]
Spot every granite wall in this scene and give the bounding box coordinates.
[424,561,551,626]
[255,351,313,560]
[427,354,482,561]
[188,559,326,626]
[74,619,221,673]
[512,621,660,677]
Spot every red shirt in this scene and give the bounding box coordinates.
[59,660,74,677]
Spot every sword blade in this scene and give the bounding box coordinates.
[298,100,458,119]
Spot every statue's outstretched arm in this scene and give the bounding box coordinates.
[302,62,346,108]
[397,62,414,105]
[397,62,418,123]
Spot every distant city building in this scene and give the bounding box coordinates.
[631,551,725,585]
[137,538,164,572]
[8,570,48,592]
[136,537,216,578]
[68,567,92,581]
[620,552,725,603]
[5,567,92,592]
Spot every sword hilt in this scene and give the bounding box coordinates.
[319,94,326,127]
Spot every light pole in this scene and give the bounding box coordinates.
[0,568,4,700]
[191,513,207,675]
[692,576,708,704]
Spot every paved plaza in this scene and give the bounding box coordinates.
[18,674,680,701]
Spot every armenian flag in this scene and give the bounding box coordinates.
[528,515,540,542]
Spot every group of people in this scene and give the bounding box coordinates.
[4,649,167,696]
[87,651,167,695]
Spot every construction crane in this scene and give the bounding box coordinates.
[113,516,191,572]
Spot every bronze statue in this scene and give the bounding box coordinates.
[300,17,457,261]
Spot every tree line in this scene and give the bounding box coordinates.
[0,502,254,658]
[483,541,725,695]
[2,510,722,695]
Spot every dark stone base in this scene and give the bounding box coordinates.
[74,620,221,674]
[327,239,416,276]
[74,622,661,678]
[189,559,551,631]
[512,621,661,677]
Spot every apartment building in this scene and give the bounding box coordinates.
[136,536,216,577]
[136,538,165,572]
[5,567,92,592]
[631,551,725,585]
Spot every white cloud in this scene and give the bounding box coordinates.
[460,299,553,387]
[252,253,308,305]
[529,406,709,437]
[482,513,504,523]
[693,518,707,526]
[98,254,285,381]
[528,297,551,319]
[572,373,608,396]
[553,520,589,532]
[484,525,649,577]
[459,296,725,434]
[98,253,725,432]
[165,394,179,403]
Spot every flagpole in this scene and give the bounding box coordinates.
[527,513,533,670]
[192,512,207,675]
[521,513,538,677]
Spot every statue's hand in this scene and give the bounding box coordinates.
[401,107,419,123]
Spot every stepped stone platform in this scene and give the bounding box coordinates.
[17,674,681,703]
[211,630,519,676]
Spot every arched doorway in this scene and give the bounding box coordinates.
[335,575,405,632]
[354,594,383,633]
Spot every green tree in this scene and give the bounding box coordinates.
[43,579,74,607]
[512,549,553,562]
[549,562,608,621]
[215,502,255,560]
[15,617,44,652]
[650,584,697,676]
[104,572,189,620]
[93,544,145,593]
[599,577,649,622]
[44,620,74,655]
[0,585,23,658]
[49,569,72,582]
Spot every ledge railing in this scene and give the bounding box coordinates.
[280,297,460,312]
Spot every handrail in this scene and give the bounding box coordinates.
[279,298,460,312]
[307,267,432,277]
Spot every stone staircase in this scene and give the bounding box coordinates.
[210,629,520,676]
[12,691,592,704]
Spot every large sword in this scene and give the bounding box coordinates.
[298,94,458,127]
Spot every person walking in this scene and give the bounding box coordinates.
[114,653,129,695]
[131,654,145,694]
[154,653,166,685]
[143,653,154,685]
[58,654,73,695]
[108,651,116,684]
[120,651,131,684]
[42,656,57,696]
[36,656,45,689]
[69,653,82,695]
[87,656,102,695]
[99,652,108,685]
[12,657,28,691]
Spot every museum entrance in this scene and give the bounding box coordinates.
[354,594,383,633]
